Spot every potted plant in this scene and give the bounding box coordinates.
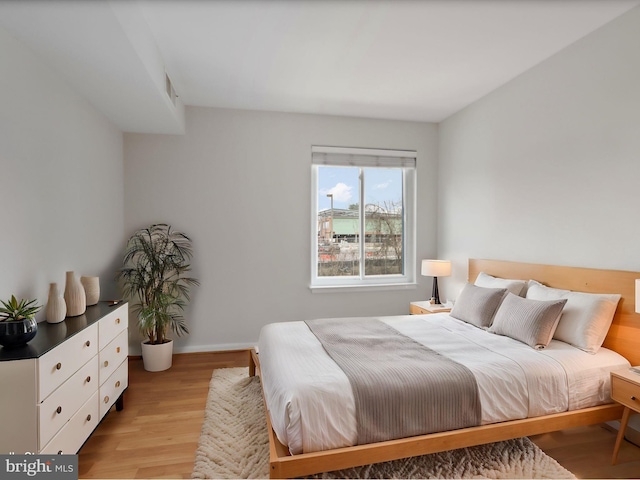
[117,223,199,371]
[0,295,42,348]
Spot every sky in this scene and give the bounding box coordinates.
[317,166,403,211]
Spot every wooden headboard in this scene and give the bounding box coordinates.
[469,258,640,366]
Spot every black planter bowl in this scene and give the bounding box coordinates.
[0,318,38,348]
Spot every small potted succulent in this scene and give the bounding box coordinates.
[0,295,42,348]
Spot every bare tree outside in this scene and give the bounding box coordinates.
[364,201,403,275]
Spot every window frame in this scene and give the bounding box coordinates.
[310,146,417,291]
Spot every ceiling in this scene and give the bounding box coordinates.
[1,0,639,134]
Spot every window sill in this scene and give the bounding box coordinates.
[310,283,417,293]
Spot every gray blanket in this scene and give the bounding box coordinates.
[305,318,481,445]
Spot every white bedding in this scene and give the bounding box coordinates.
[258,313,630,455]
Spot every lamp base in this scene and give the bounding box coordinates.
[431,277,442,305]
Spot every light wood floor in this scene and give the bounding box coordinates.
[78,350,249,479]
[78,351,640,479]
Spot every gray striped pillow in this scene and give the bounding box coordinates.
[450,283,507,328]
[489,293,567,349]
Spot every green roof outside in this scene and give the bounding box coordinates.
[330,217,401,235]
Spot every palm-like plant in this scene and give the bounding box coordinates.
[0,295,41,322]
[117,224,199,345]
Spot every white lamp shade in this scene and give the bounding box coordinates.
[421,259,452,277]
[636,279,640,314]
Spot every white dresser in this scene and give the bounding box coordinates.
[0,302,128,454]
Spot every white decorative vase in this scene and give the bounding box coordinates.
[64,271,86,317]
[45,282,66,324]
[141,340,173,372]
[80,276,100,306]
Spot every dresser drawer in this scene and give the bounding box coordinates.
[38,358,98,448]
[99,359,128,419]
[98,305,127,350]
[38,323,98,402]
[99,329,128,385]
[40,392,99,455]
[611,375,640,410]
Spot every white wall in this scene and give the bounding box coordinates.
[0,27,124,315]
[124,107,438,353]
[438,6,640,299]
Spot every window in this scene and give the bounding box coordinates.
[311,146,416,289]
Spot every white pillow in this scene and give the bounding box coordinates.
[489,293,567,349]
[525,280,621,354]
[450,283,507,328]
[475,272,526,296]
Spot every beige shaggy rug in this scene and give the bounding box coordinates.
[192,368,575,479]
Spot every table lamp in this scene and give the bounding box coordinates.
[421,259,452,306]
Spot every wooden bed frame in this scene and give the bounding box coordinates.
[249,258,640,478]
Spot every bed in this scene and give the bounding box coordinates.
[250,259,640,478]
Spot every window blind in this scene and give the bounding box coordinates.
[311,146,416,168]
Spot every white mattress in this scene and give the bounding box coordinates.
[258,314,630,455]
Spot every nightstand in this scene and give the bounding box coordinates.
[611,368,640,464]
[409,301,451,315]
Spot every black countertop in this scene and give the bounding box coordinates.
[0,301,126,362]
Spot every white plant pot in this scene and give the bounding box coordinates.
[141,339,173,372]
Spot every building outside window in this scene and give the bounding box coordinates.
[311,146,417,289]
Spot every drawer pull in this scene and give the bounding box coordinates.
[104,396,110,404]
[56,406,62,414]
[85,340,91,347]
[56,362,62,370]
[115,381,121,388]
[116,347,121,353]
[86,414,92,422]
[632,396,637,401]
[104,360,109,367]
[86,376,91,383]
[116,318,120,324]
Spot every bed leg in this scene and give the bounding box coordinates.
[249,348,258,377]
